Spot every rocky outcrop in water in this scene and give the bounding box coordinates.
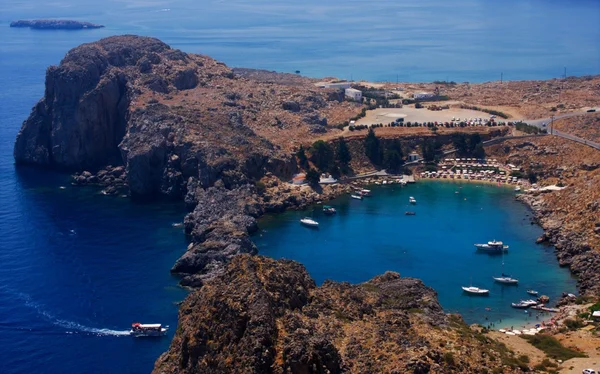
[155,255,523,374]
[10,20,105,30]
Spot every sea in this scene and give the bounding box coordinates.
[0,0,597,373]
[254,182,577,328]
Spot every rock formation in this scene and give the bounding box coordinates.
[14,35,359,282]
[155,255,524,374]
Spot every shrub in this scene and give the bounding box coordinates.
[522,335,586,361]
[255,181,266,194]
[305,169,320,186]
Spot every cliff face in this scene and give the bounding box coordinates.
[14,35,360,281]
[155,255,522,374]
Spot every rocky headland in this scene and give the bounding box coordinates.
[154,255,525,374]
[10,20,105,30]
[13,35,359,285]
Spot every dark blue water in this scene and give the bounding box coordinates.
[254,182,577,328]
[0,1,596,372]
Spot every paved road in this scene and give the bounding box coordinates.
[552,129,600,150]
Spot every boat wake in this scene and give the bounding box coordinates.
[7,288,130,337]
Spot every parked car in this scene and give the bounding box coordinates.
[587,108,596,112]
[582,369,596,374]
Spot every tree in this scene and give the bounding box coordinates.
[528,171,538,184]
[309,140,334,171]
[305,169,320,186]
[297,145,308,169]
[335,137,351,166]
[421,139,436,162]
[364,128,382,165]
[383,150,403,171]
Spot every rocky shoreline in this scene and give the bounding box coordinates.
[518,193,600,295]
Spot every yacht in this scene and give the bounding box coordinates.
[130,323,168,337]
[493,275,519,285]
[409,196,416,204]
[474,240,509,252]
[300,217,319,228]
[462,286,489,295]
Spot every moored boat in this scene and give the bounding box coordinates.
[475,240,509,252]
[322,205,336,215]
[514,186,521,192]
[300,217,319,228]
[493,276,519,285]
[462,286,489,295]
[130,323,168,337]
[409,196,416,204]
[360,189,371,196]
[351,194,363,200]
[527,289,539,296]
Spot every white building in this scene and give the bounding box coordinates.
[317,82,352,89]
[408,152,419,162]
[345,88,362,101]
[413,92,435,100]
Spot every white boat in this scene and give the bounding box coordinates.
[409,196,416,204]
[493,275,519,285]
[351,194,363,200]
[514,186,521,192]
[462,286,490,295]
[360,189,371,196]
[526,289,539,296]
[300,217,319,228]
[130,323,168,337]
[511,299,538,309]
[474,240,509,252]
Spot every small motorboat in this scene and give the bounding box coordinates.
[300,217,319,228]
[514,186,521,192]
[130,323,168,337]
[351,194,363,200]
[360,189,371,196]
[322,205,336,215]
[527,290,539,296]
[475,240,509,252]
[511,302,529,309]
[462,286,489,295]
[409,196,416,204]
[405,211,416,216]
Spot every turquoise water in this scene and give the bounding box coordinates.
[254,181,577,327]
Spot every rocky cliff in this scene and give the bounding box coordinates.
[155,255,524,374]
[14,35,360,282]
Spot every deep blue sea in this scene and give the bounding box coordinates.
[0,0,597,373]
[254,182,577,328]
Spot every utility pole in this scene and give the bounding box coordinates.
[500,72,503,84]
[550,115,554,135]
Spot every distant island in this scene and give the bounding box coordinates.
[10,20,104,30]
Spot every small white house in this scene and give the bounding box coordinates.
[413,92,435,100]
[345,88,362,101]
[408,152,419,162]
[318,82,352,89]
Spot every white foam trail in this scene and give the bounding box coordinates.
[11,290,129,337]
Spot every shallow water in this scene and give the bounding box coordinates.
[254,181,577,327]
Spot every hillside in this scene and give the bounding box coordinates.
[154,255,524,374]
